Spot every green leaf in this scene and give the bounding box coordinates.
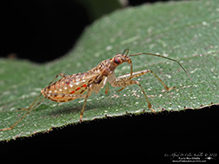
[1,0,219,141]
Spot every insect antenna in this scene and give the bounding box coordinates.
[128,52,192,80]
[122,49,129,56]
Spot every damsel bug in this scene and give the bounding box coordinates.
[0,49,190,131]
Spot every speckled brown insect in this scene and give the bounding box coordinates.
[0,49,191,131]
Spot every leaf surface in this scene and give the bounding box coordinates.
[1,0,219,141]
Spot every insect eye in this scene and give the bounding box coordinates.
[114,58,121,64]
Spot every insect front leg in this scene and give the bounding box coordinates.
[110,69,175,92]
[108,69,176,112]
[110,75,155,113]
[148,70,176,91]
[27,92,93,122]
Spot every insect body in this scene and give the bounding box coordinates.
[0,49,191,131]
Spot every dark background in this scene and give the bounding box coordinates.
[1,106,218,161]
[0,0,218,161]
[1,0,172,63]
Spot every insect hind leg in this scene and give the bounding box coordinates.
[19,73,68,111]
[0,93,46,131]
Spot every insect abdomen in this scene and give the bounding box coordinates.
[41,75,88,102]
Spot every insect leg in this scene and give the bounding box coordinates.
[134,80,155,113]
[46,93,87,102]
[49,72,68,85]
[115,69,175,91]
[105,82,110,94]
[19,73,68,110]
[18,93,43,111]
[46,92,93,121]
[148,69,175,91]
[80,88,93,122]
[111,69,150,92]
[109,69,175,113]
[0,94,46,131]
[110,77,155,113]
[0,73,68,131]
